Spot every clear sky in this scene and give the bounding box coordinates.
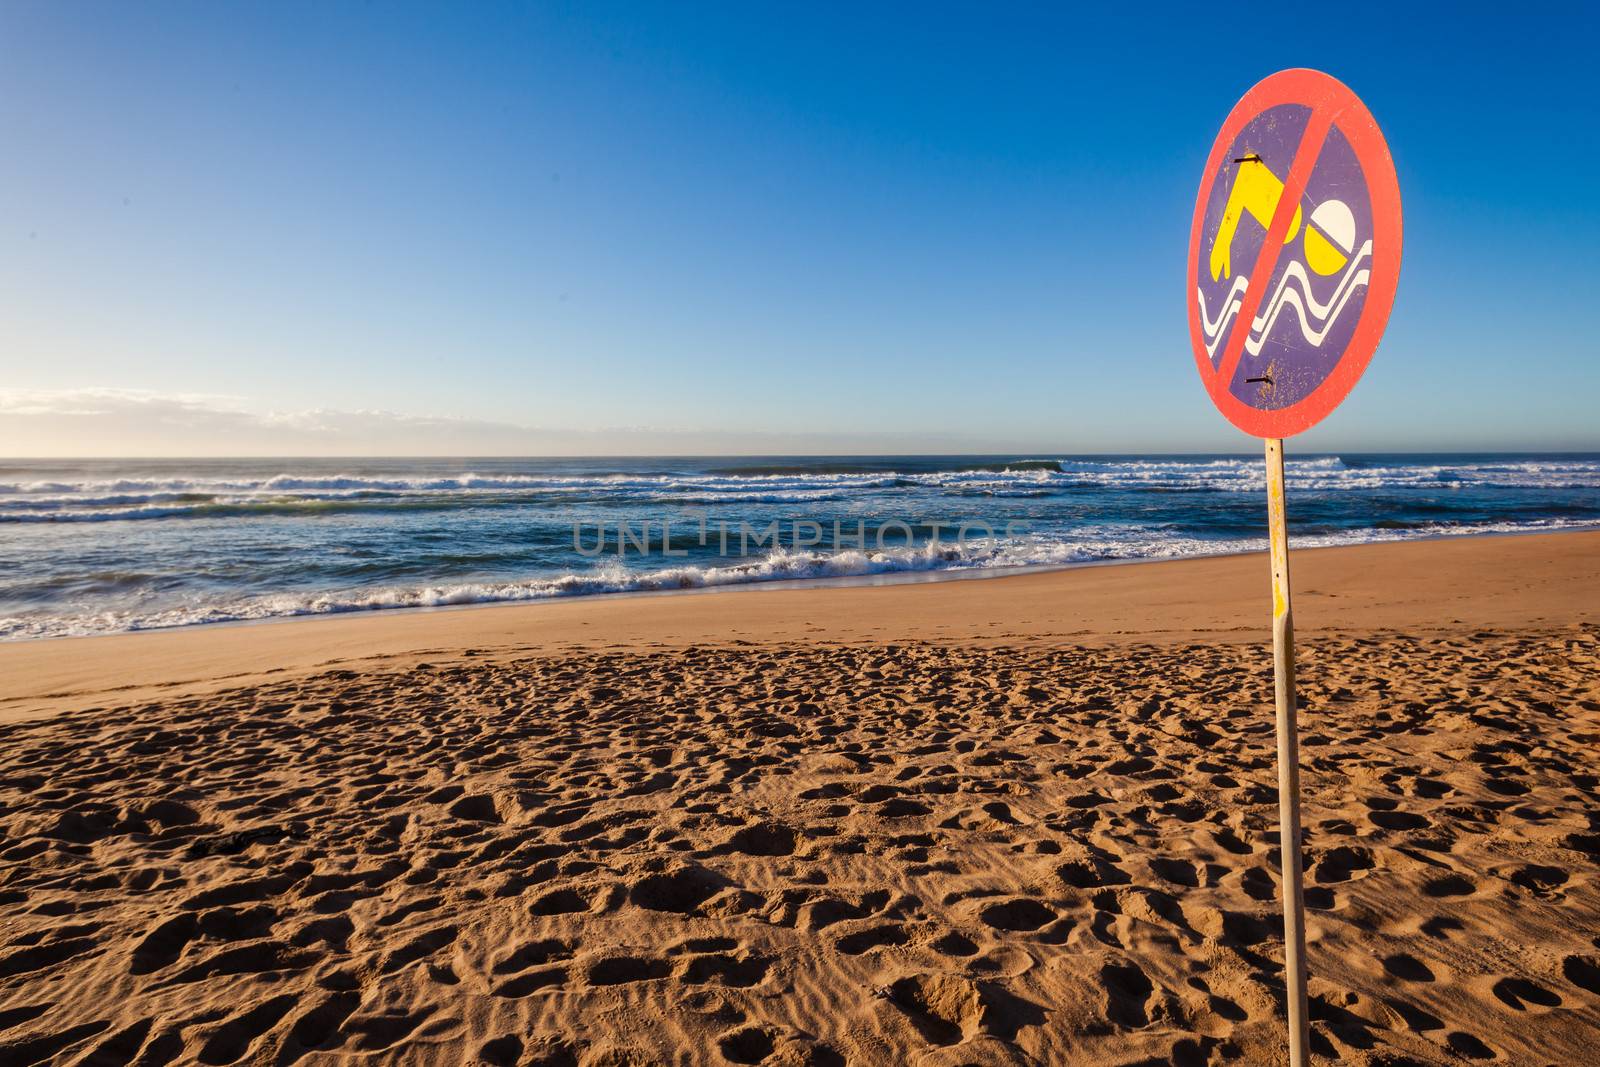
[2,2,1596,456]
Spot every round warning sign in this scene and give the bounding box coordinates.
[1188,69,1402,438]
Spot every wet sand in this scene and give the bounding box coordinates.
[1,532,1597,1064]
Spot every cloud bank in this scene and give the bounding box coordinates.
[0,388,1009,457]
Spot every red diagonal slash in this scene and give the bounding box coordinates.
[1212,106,1335,388]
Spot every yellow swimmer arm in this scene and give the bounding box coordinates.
[1210,158,1303,281]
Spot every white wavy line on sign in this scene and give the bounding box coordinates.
[1199,275,1249,337]
[1245,267,1370,356]
[1198,239,1374,358]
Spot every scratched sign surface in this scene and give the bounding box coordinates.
[1188,69,1402,438]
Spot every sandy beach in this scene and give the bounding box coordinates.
[2,530,1598,1065]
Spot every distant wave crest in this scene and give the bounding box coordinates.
[5,456,1600,523]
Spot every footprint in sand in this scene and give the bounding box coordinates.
[476,1033,525,1066]
[723,821,799,857]
[1383,995,1443,1033]
[1099,960,1158,1029]
[627,864,729,914]
[884,972,1045,1048]
[929,930,979,957]
[585,954,671,985]
[1055,855,1131,890]
[1303,886,1337,910]
[834,924,909,955]
[1368,809,1432,831]
[1310,844,1376,884]
[1148,857,1200,888]
[1381,953,1436,982]
[1491,976,1562,1011]
[527,883,610,916]
[1509,863,1568,895]
[493,966,567,998]
[1238,866,1277,903]
[1446,1030,1498,1060]
[1209,828,1253,856]
[717,1025,778,1064]
[492,938,573,974]
[886,974,986,1046]
[1563,953,1600,995]
[676,948,772,988]
[1421,873,1476,898]
[976,899,1056,933]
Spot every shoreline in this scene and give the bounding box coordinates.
[8,520,1599,646]
[3,528,1596,721]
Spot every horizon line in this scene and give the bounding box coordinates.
[6,448,1600,462]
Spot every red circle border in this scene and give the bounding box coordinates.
[1187,69,1403,439]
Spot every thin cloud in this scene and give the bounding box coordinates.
[0,388,1009,457]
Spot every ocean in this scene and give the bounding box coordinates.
[2,453,1597,641]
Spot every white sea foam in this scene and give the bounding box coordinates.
[4,455,1595,639]
[2,515,1592,641]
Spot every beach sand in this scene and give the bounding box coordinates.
[1,531,1597,1065]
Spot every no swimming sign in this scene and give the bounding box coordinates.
[1187,69,1402,1067]
[1188,68,1402,439]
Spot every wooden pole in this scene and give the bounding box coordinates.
[1265,437,1310,1066]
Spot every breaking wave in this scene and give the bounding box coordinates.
[2,514,1593,641]
[4,454,1596,641]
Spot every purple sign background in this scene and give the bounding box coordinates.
[1195,105,1375,411]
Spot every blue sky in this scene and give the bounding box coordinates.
[2,2,1596,455]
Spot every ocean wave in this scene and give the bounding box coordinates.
[0,497,480,523]
[5,456,1600,506]
[1,458,1598,527]
[4,515,1594,641]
